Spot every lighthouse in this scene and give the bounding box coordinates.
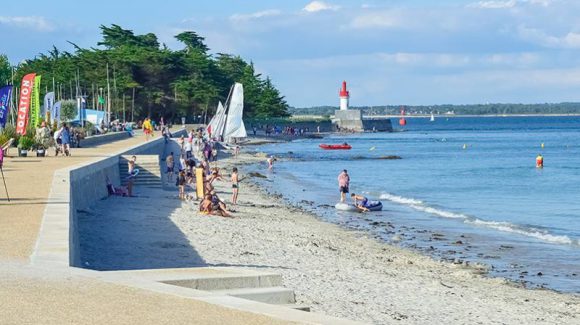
[339,81,349,111]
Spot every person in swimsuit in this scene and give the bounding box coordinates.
[231,167,239,205]
[337,169,350,202]
[351,193,370,212]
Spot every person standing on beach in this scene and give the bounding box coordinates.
[231,167,239,205]
[267,156,276,170]
[178,170,186,200]
[166,152,175,184]
[338,169,350,202]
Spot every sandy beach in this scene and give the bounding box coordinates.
[80,143,580,324]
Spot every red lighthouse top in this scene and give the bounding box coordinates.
[339,81,349,98]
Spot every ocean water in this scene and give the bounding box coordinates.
[250,116,580,293]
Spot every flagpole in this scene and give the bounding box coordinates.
[106,63,111,126]
[131,87,135,122]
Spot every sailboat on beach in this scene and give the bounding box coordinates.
[206,83,247,143]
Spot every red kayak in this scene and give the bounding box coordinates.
[319,144,352,150]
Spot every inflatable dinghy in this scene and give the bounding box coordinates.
[335,202,358,211]
[364,201,383,211]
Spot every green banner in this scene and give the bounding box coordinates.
[30,75,42,127]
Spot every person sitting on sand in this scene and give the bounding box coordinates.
[351,193,370,212]
[200,194,213,214]
[210,190,232,217]
[199,193,232,217]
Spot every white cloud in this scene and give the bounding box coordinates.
[468,0,555,9]
[347,11,403,29]
[0,16,55,32]
[469,0,518,9]
[230,10,281,22]
[303,1,340,13]
[518,25,580,49]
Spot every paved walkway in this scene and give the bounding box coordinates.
[0,131,291,325]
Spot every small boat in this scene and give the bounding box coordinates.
[319,144,352,150]
[430,113,435,122]
[363,201,383,211]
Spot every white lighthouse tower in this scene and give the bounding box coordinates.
[339,81,349,111]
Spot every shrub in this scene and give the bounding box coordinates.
[17,136,35,150]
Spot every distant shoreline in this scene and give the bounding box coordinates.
[364,113,580,118]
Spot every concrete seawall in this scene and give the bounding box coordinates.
[33,131,185,267]
[81,131,131,147]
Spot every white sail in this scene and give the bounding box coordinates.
[223,83,247,139]
[430,113,435,122]
[207,101,225,138]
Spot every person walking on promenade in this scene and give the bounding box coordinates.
[338,169,350,202]
[143,117,153,141]
[59,123,71,156]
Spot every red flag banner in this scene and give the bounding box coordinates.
[16,73,36,135]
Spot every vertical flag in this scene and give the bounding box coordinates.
[44,92,55,124]
[30,75,42,127]
[0,85,13,128]
[52,101,61,123]
[16,73,36,135]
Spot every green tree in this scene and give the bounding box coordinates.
[60,100,77,121]
[0,54,11,85]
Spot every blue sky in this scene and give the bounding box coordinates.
[2,0,580,107]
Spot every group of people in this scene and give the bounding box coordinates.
[337,169,371,212]
[166,127,243,218]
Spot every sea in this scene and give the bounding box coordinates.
[249,116,580,293]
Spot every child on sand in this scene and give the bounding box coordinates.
[178,170,186,200]
[231,167,239,205]
[267,156,276,170]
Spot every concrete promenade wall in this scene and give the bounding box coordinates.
[80,131,131,147]
[33,130,186,267]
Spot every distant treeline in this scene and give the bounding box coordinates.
[0,24,290,123]
[291,103,580,116]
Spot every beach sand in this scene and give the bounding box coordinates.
[81,147,580,324]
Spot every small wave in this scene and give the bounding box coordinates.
[466,219,576,246]
[380,192,579,246]
[380,193,424,206]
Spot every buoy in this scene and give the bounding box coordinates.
[369,146,376,151]
[536,154,544,168]
[463,144,467,150]
[541,143,545,149]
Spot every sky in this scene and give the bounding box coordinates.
[2,0,580,107]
